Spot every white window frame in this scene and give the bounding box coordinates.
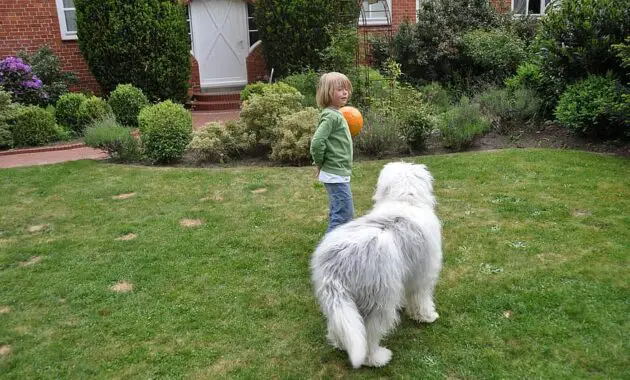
[55,0,77,40]
[511,0,552,17]
[360,0,392,26]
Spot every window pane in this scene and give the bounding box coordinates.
[65,10,77,32]
[528,0,541,14]
[249,31,259,46]
[513,0,527,14]
[63,0,74,8]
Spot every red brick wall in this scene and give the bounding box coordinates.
[246,42,269,83]
[490,0,512,12]
[0,0,101,95]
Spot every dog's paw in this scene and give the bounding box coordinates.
[364,346,392,367]
[409,310,439,323]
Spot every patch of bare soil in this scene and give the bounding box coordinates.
[110,281,134,293]
[19,256,42,267]
[112,192,136,200]
[179,218,204,227]
[116,233,137,241]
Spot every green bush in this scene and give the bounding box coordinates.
[239,82,303,147]
[418,82,453,113]
[138,100,192,163]
[55,92,88,134]
[531,0,629,110]
[11,105,58,147]
[354,107,406,157]
[460,29,526,85]
[554,75,629,138]
[186,120,255,163]
[78,96,113,132]
[84,117,139,161]
[107,84,149,127]
[319,25,358,74]
[399,106,436,152]
[240,82,268,102]
[395,0,502,85]
[75,0,190,103]
[476,87,541,133]
[17,45,78,106]
[270,107,319,163]
[281,70,319,107]
[0,88,16,149]
[505,62,543,91]
[437,97,490,150]
[254,0,359,77]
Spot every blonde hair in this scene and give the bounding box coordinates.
[316,72,353,108]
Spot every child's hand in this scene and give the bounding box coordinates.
[315,167,320,178]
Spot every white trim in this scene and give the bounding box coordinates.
[511,0,551,16]
[359,0,392,26]
[55,0,78,40]
[249,39,262,54]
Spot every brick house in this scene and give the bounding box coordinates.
[1,0,541,107]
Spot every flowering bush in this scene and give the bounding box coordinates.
[0,56,47,105]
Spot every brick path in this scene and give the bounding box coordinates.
[0,110,240,169]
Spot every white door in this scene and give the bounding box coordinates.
[190,0,248,88]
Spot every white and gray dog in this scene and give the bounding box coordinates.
[311,162,443,368]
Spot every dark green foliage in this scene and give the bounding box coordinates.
[531,0,630,109]
[437,97,490,150]
[18,45,78,106]
[254,0,360,77]
[476,87,541,133]
[399,106,435,152]
[0,88,16,149]
[55,92,88,134]
[12,105,58,147]
[84,117,139,162]
[395,0,502,85]
[554,75,629,138]
[75,0,191,103]
[107,84,149,127]
[138,100,192,164]
[460,29,526,86]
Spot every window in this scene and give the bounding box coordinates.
[512,0,552,16]
[247,3,259,47]
[55,0,77,40]
[360,0,392,26]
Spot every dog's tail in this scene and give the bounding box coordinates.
[319,280,367,368]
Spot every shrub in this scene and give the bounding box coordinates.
[55,92,88,134]
[555,75,629,138]
[531,0,629,109]
[84,117,139,161]
[240,82,268,102]
[254,0,359,77]
[476,87,541,133]
[78,96,113,133]
[459,29,526,85]
[0,88,16,149]
[354,107,405,157]
[270,107,319,163]
[107,84,149,127]
[0,56,47,105]
[319,25,358,74]
[418,82,453,113]
[186,120,255,163]
[138,100,192,163]
[17,45,78,106]
[239,82,303,147]
[281,70,319,107]
[505,62,543,91]
[395,0,502,85]
[11,105,58,147]
[75,0,190,103]
[437,97,490,150]
[399,106,436,152]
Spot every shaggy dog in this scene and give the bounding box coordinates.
[311,162,442,368]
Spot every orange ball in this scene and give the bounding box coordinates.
[339,106,364,137]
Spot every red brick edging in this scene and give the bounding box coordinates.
[0,143,88,156]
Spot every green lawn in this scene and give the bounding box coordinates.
[1,149,628,379]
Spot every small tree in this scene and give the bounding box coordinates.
[75,0,191,103]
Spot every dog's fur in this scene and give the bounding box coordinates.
[311,162,443,368]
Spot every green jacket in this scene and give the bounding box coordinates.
[310,108,353,177]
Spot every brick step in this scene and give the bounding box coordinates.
[190,100,241,111]
[192,92,241,102]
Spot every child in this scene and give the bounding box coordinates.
[310,72,354,233]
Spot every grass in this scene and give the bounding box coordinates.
[0,149,628,379]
